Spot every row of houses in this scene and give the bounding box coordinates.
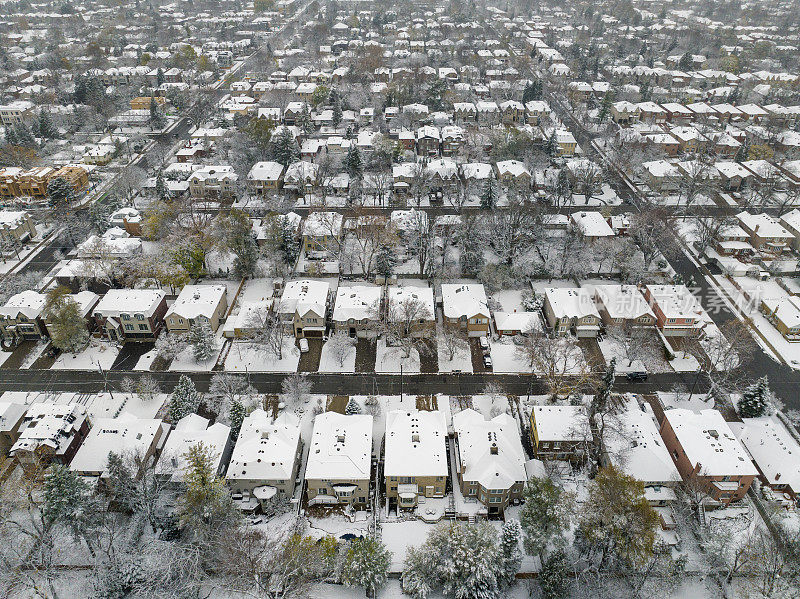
[0,165,89,198]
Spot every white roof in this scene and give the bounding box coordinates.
[460,162,493,180]
[0,290,47,319]
[247,161,284,181]
[0,402,26,433]
[644,285,702,320]
[332,285,381,322]
[70,414,164,477]
[571,211,614,237]
[279,279,329,318]
[227,410,301,483]
[302,211,343,237]
[594,285,655,320]
[736,211,794,239]
[158,414,230,483]
[761,296,800,328]
[452,409,527,490]
[93,289,166,318]
[0,210,30,226]
[305,412,372,481]
[545,287,600,319]
[387,286,435,319]
[495,159,531,178]
[384,410,447,478]
[604,397,681,485]
[441,283,488,319]
[166,284,226,320]
[663,409,758,477]
[493,312,539,333]
[532,405,588,442]
[731,415,800,492]
[10,403,88,458]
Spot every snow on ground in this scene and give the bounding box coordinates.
[598,338,646,373]
[437,333,473,373]
[0,350,12,367]
[306,510,370,541]
[134,349,157,371]
[19,340,48,369]
[491,289,525,312]
[569,184,622,206]
[51,340,119,370]
[657,391,713,412]
[669,352,701,372]
[375,338,420,373]
[168,331,224,372]
[489,337,533,373]
[318,339,356,373]
[382,520,437,572]
[224,338,300,372]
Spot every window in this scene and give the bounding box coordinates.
[124,324,134,331]
[135,314,145,321]
[667,318,676,324]
[138,324,148,331]
[468,488,477,496]
[318,488,327,495]
[399,476,413,484]
[489,497,502,503]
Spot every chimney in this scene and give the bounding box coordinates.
[490,443,498,455]
[412,433,420,443]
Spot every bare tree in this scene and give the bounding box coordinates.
[439,321,468,362]
[518,331,595,400]
[386,293,433,359]
[326,331,356,367]
[606,323,656,368]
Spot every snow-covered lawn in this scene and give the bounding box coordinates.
[670,352,701,372]
[569,184,622,206]
[134,349,157,371]
[375,338,420,373]
[598,338,646,373]
[491,289,526,312]
[52,340,120,370]
[168,343,221,372]
[224,338,300,373]
[318,339,356,373]
[489,338,533,373]
[381,520,436,572]
[657,391,713,412]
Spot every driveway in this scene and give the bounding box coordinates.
[297,338,323,373]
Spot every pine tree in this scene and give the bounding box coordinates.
[344,144,363,179]
[12,123,36,148]
[156,67,165,87]
[341,537,392,597]
[678,51,693,71]
[497,519,522,589]
[270,127,300,167]
[179,442,238,536]
[375,243,396,278]
[598,91,614,122]
[735,138,750,163]
[168,375,201,422]
[480,178,497,209]
[738,376,770,418]
[538,550,571,599]
[519,476,573,560]
[280,215,300,266]
[332,93,343,128]
[229,398,246,439]
[155,169,168,201]
[38,110,58,139]
[189,319,217,362]
[345,397,361,415]
[47,176,74,209]
[545,133,557,157]
[296,103,314,134]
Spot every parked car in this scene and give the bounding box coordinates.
[299,338,309,353]
[625,371,648,381]
[483,354,493,369]
[479,336,490,352]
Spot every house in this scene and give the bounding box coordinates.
[415,125,441,157]
[735,211,794,253]
[0,211,37,246]
[278,279,329,338]
[188,165,238,199]
[441,283,489,336]
[93,289,168,342]
[570,211,614,241]
[659,409,757,505]
[500,100,525,124]
[715,161,753,191]
[9,403,90,471]
[0,100,35,125]
[610,101,640,125]
[42,291,99,340]
[69,414,168,481]
[530,405,590,461]
[760,296,800,342]
[525,100,551,125]
[226,411,302,505]
[554,129,577,156]
[247,161,284,194]
[0,401,27,455]
[386,286,436,338]
[305,412,372,507]
[731,415,800,500]
[542,288,601,337]
[643,160,681,192]
[451,409,527,516]
[779,209,800,251]
[302,211,343,257]
[594,285,656,327]
[158,414,231,485]
[130,96,165,111]
[642,285,705,337]
[165,284,228,334]
[222,299,272,339]
[384,410,448,510]
[493,312,540,336]
[109,207,142,237]
[494,160,531,187]
[0,290,48,342]
[332,285,382,338]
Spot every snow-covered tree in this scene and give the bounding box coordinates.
[738,376,771,418]
[480,178,497,209]
[327,331,356,367]
[168,375,201,422]
[341,536,392,596]
[519,477,574,561]
[538,550,571,599]
[344,144,363,179]
[178,442,238,539]
[207,373,256,418]
[155,332,188,362]
[281,373,312,407]
[229,398,247,440]
[43,286,89,353]
[345,397,362,415]
[189,319,217,362]
[497,520,522,589]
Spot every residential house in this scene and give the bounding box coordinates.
[542,287,601,337]
[594,284,656,327]
[384,410,447,510]
[158,413,231,485]
[642,285,705,337]
[452,409,527,516]
[278,279,329,338]
[659,409,757,505]
[165,284,228,334]
[570,211,615,242]
[42,291,99,340]
[441,283,489,337]
[0,401,27,456]
[302,211,343,257]
[305,412,372,507]
[247,161,284,194]
[9,403,90,471]
[0,211,36,245]
[93,289,168,342]
[493,312,541,336]
[387,286,436,338]
[732,415,800,501]
[188,166,237,199]
[332,285,382,338]
[736,211,794,253]
[494,160,531,187]
[760,296,800,342]
[0,290,48,342]
[531,405,590,461]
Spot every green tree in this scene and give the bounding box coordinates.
[375,243,396,278]
[519,477,573,560]
[538,550,571,599]
[168,374,201,422]
[229,398,247,439]
[244,116,275,157]
[344,144,363,179]
[149,96,166,130]
[43,286,89,352]
[189,319,216,362]
[598,91,614,122]
[480,178,497,209]
[156,67,164,87]
[738,376,771,418]
[678,51,692,71]
[497,520,522,589]
[178,442,238,538]
[47,176,74,210]
[269,127,300,167]
[154,169,168,201]
[38,110,59,139]
[342,537,392,597]
[221,208,259,278]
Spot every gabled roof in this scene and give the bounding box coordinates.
[453,409,526,489]
[384,410,447,478]
[305,412,372,481]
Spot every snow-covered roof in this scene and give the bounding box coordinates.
[10,403,88,458]
[166,284,226,321]
[452,409,527,490]
[731,415,800,493]
[332,285,381,322]
[305,412,372,481]
[460,162,493,180]
[0,290,47,320]
[761,296,800,329]
[93,289,166,318]
[302,211,343,237]
[247,161,284,181]
[158,414,230,483]
[570,211,614,237]
[0,402,26,433]
[605,397,681,485]
[387,286,435,319]
[441,283,488,319]
[736,211,794,239]
[663,409,758,477]
[227,410,301,483]
[594,285,655,320]
[545,287,600,319]
[495,159,531,178]
[0,210,30,227]
[493,312,539,333]
[532,405,588,442]
[70,413,165,478]
[644,285,703,321]
[279,279,329,318]
[384,410,447,478]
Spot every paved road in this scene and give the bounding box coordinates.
[0,368,708,397]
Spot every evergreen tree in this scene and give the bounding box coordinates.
[519,477,573,560]
[538,550,571,599]
[229,398,247,439]
[331,89,343,128]
[341,537,392,597]
[178,442,238,537]
[345,397,361,415]
[270,127,300,167]
[156,67,165,87]
[168,375,201,422]
[11,123,36,147]
[480,178,497,209]
[344,144,363,179]
[38,110,58,139]
[296,102,314,134]
[375,243,396,278]
[155,169,168,201]
[459,235,484,277]
[280,215,301,267]
[498,520,522,589]
[149,96,165,130]
[545,133,557,157]
[598,91,614,122]
[738,376,771,418]
[47,176,74,209]
[678,51,693,71]
[189,319,217,362]
[735,138,750,163]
